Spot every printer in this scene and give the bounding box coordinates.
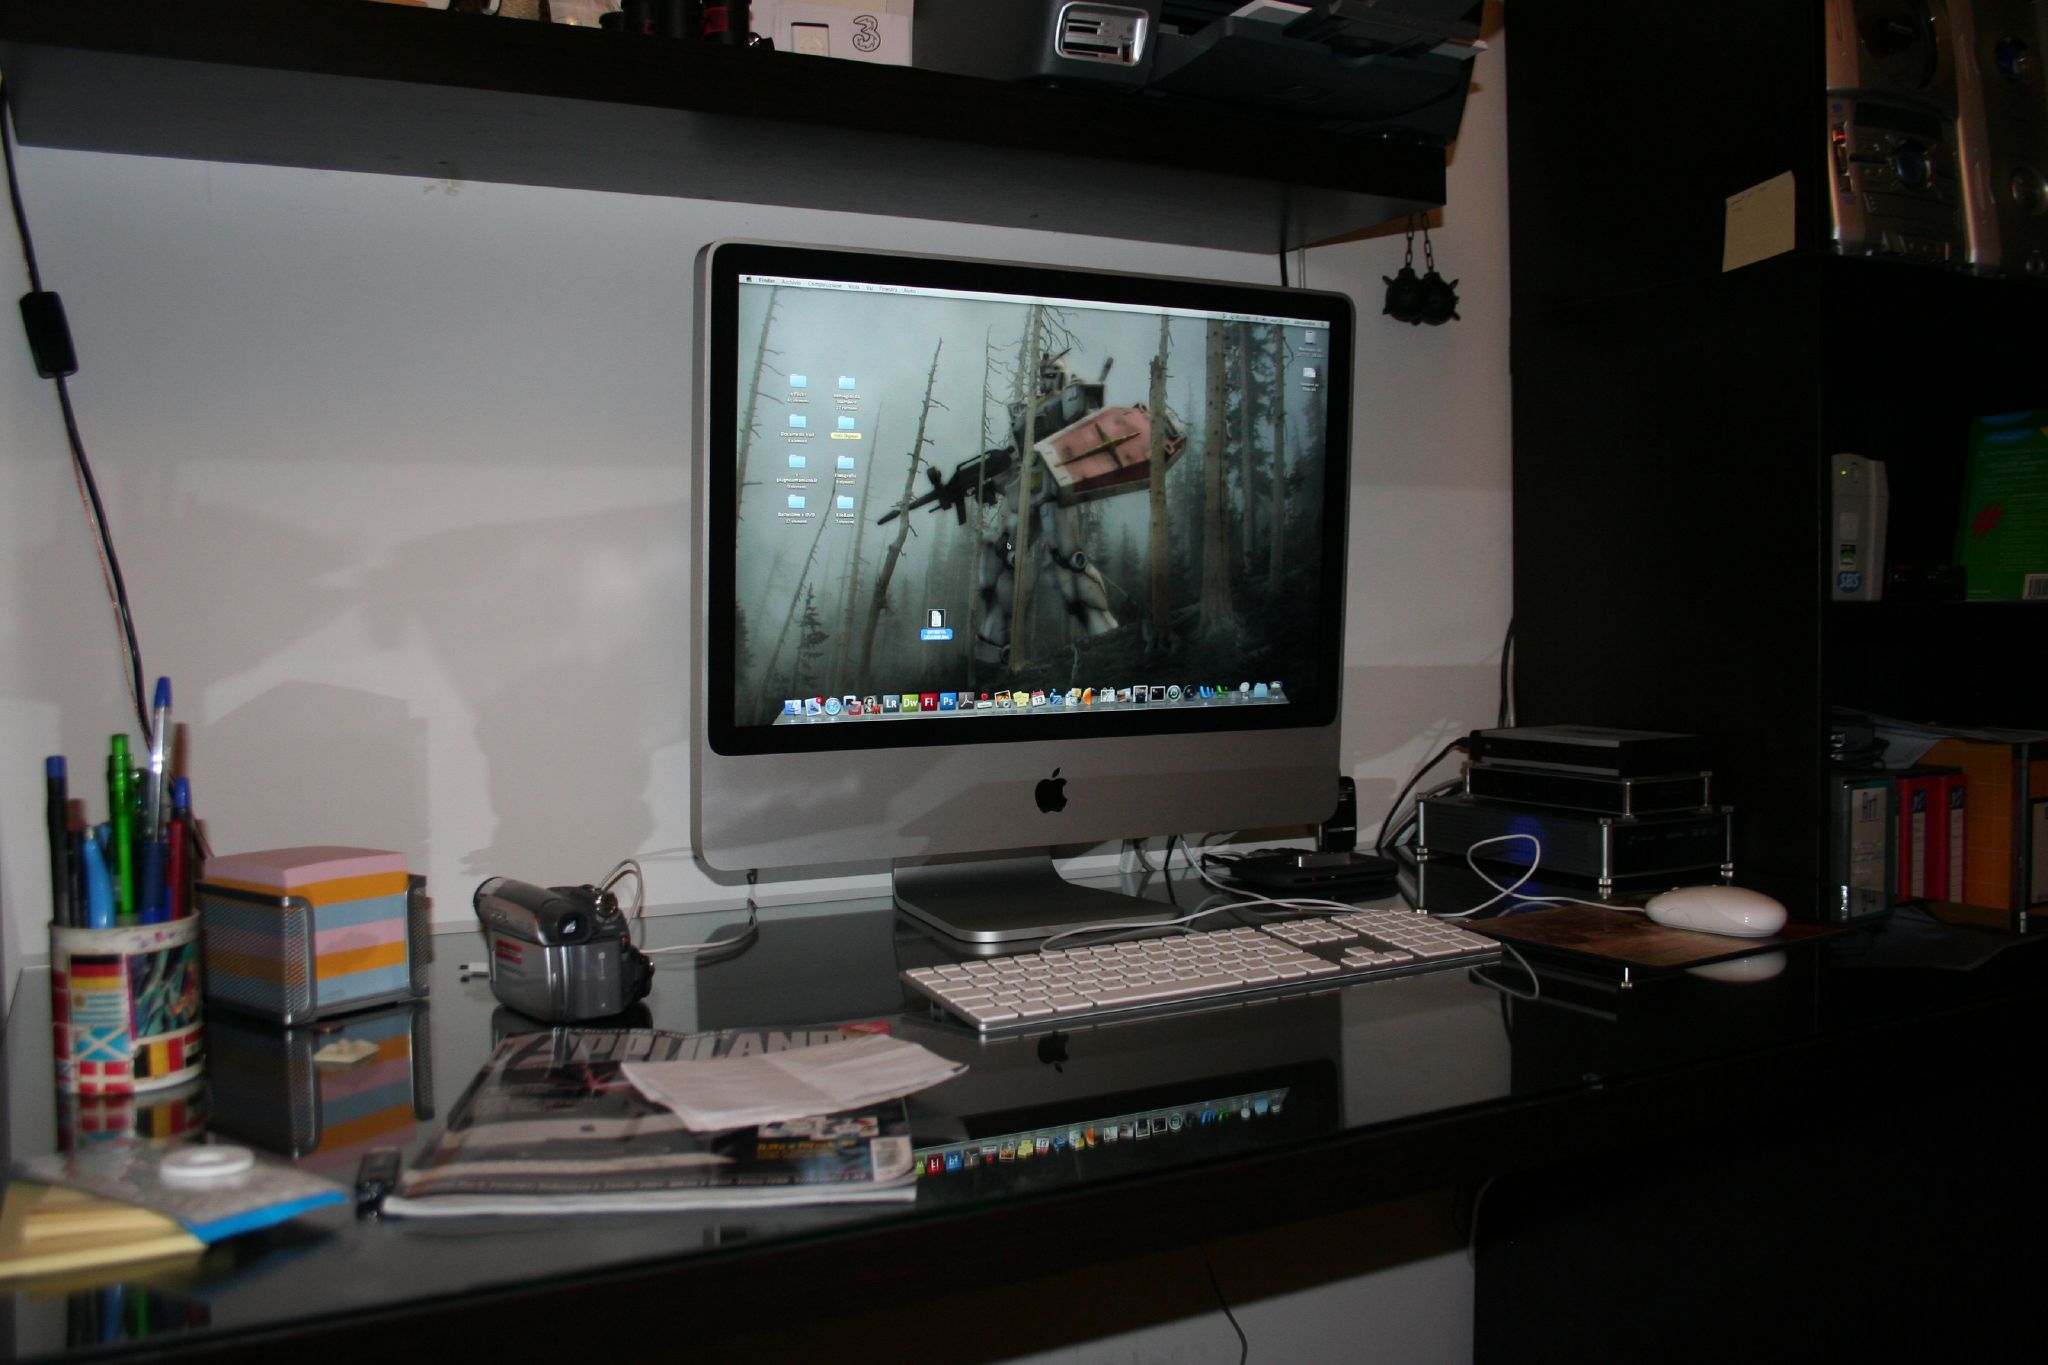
[911,1,1484,144]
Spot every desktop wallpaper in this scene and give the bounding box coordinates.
[727,279,1334,729]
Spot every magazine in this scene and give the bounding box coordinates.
[381,1026,917,1218]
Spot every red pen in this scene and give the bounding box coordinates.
[166,816,189,920]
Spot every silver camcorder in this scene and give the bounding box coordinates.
[473,877,654,1023]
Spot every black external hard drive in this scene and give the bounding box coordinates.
[1464,763,1713,816]
[1466,725,1712,777]
[1414,795,1734,886]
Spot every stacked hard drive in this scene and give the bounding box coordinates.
[1415,726,1733,889]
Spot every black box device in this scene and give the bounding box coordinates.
[1466,725,1712,778]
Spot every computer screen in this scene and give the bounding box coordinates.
[692,242,1355,940]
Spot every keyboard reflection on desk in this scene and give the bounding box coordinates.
[901,910,1500,1034]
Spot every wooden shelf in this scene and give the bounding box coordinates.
[0,0,1447,251]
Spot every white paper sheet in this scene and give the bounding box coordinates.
[622,1033,964,1131]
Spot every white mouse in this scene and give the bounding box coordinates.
[1643,885,1788,938]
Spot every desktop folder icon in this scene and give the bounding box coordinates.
[838,416,856,430]
[838,375,857,390]
[788,414,808,429]
[787,493,807,510]
[789,374,809,388]
[836,495,855,510]
[788,453,807,468]
[836,454,857,470]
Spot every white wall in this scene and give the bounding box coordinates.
[0,32,1509,1005]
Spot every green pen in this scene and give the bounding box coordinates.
[108,735,135,923]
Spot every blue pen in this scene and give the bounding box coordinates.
[81,827,115,929]
[139,838,168,923]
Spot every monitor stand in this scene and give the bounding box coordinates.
[893,851,1175,944]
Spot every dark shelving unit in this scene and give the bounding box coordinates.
[0,0,1447,251]
[1506,2,2047,890]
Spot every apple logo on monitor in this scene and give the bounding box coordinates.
[1035,768,1068,814]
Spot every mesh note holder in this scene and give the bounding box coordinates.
[197,847,429,1025]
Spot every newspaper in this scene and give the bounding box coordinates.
[382,1025,918,1218]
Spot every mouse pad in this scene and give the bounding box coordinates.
[1469,906,1835,970]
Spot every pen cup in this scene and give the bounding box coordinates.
[56,1076,208,1152]
[49,919,204,1096]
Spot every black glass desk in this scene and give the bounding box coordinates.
[4,875,2045,1362]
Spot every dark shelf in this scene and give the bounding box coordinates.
[1825,600,2048,728]
[0,0,1447,251]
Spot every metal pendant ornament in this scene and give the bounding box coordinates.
[1383,218,1460,326]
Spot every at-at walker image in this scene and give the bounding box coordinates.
[879,352,1186,666]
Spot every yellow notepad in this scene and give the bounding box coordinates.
[0,1181,203,1281]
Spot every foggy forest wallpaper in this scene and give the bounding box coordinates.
[727,280,1334,727]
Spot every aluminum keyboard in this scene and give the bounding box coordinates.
[901,909,1501,1034]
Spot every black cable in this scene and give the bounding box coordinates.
[1374,736,1466,856]
[1497,617,1515,728]
[2,85,152,739]
[1201,1246,1249,1365]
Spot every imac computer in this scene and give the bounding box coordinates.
[692,242,1354,942]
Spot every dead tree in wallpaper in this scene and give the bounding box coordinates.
[1147,314,1172,647]
[1269,328,1293,587]
[758,499,837,703]
[831,408,882,682]
[734,285,781,523]
[1236,319,1257,575]
[789,585,827,700]
[859,339,944,680]
[1199,315,1234,639]
[1007,305,1044,665]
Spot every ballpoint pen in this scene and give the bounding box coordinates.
[46,756,73,926]
[139,838,168,924]
[165,815,189,922]
[108,736,134,923]
[146,677,171,843]
[142,685,172,920]
[168,777,193,920]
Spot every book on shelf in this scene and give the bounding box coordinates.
[1953,410,2048,602]
[381,1024,919,1218]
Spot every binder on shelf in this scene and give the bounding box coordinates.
[1896,771,1936,899]
[1892,766,1962,901]
[1921,737,2046,912]
[1831,771,1894,897]
[1936,769,1967,905]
